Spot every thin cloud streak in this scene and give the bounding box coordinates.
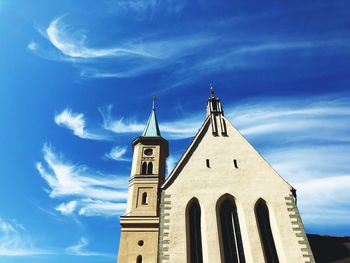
[229,97,350,141]
[55,108,112,141]
[166,154,180,176]
[105,0,185,18]
[294,176,350,225]
[66,237,112,257]
[36,144,127,217]
[265,145,350,182]
[0,217,51,256]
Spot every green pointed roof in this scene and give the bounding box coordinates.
[142,107,161,137]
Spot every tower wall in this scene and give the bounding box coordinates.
[118,135,168,263]
[117,218,159,263]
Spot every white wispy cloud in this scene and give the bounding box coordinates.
[36,144,127,217]
[294,176,350,225]
[55,108,111,141]
[0,217,50,256]
[229,97,350,141]
[99,105,145,134]
[264,145,350,182]
[56,201,78,215]
[27,41,38,51]
[77,199,126,217]
[166,154,180,175]
[46,17,156,59]
[66,237,111,257]
[75,33,217,79]
[105,146,128,161]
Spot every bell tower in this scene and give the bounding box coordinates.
[117,99,168,263]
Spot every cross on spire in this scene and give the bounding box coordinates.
[152,95,157,110]
[210,83,215,98]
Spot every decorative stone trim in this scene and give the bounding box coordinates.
[158,192,171,263]
[285,195,315,263]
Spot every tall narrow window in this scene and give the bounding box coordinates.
[187,199,203,263]
[218,198,245,263]
[141,192,148,205]
[255,199,279,263]
[147,162,153,174]
[141,162,147,174]
[136,255,142,263]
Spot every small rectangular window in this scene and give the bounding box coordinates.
[206,159,210,168]
[233,159,238,169]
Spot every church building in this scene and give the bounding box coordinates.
[117,87,315,263]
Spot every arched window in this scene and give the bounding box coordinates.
[255,199,279,263]
[136,255,142,263]
[218,197,245,263]
[147,162,153,175]
[187,199,203,263]
[141,192,148,205]
[141,162,147,174]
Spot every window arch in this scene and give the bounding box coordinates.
[255,199,279,263]
[186,198,203,263]
[141,162,147,174]
[141,192,148,205]
[217,195,245,263]
[147,162,153,175]
[136,255,142,263]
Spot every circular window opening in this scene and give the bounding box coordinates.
[138,240,144,246]
[144,148,153,156]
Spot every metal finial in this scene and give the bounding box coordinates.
[210,83,215,98]
[152,95,157,110]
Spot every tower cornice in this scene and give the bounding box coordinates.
[132,136,169,157]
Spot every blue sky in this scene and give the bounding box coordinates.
[1,0,350,262]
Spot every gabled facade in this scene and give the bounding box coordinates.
[118,88,315,263]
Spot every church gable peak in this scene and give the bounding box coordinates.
[162,84,293,190]
[206,84,227,136]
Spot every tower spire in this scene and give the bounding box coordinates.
[142,96,161,137]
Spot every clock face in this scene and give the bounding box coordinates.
[144,148,153,156]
